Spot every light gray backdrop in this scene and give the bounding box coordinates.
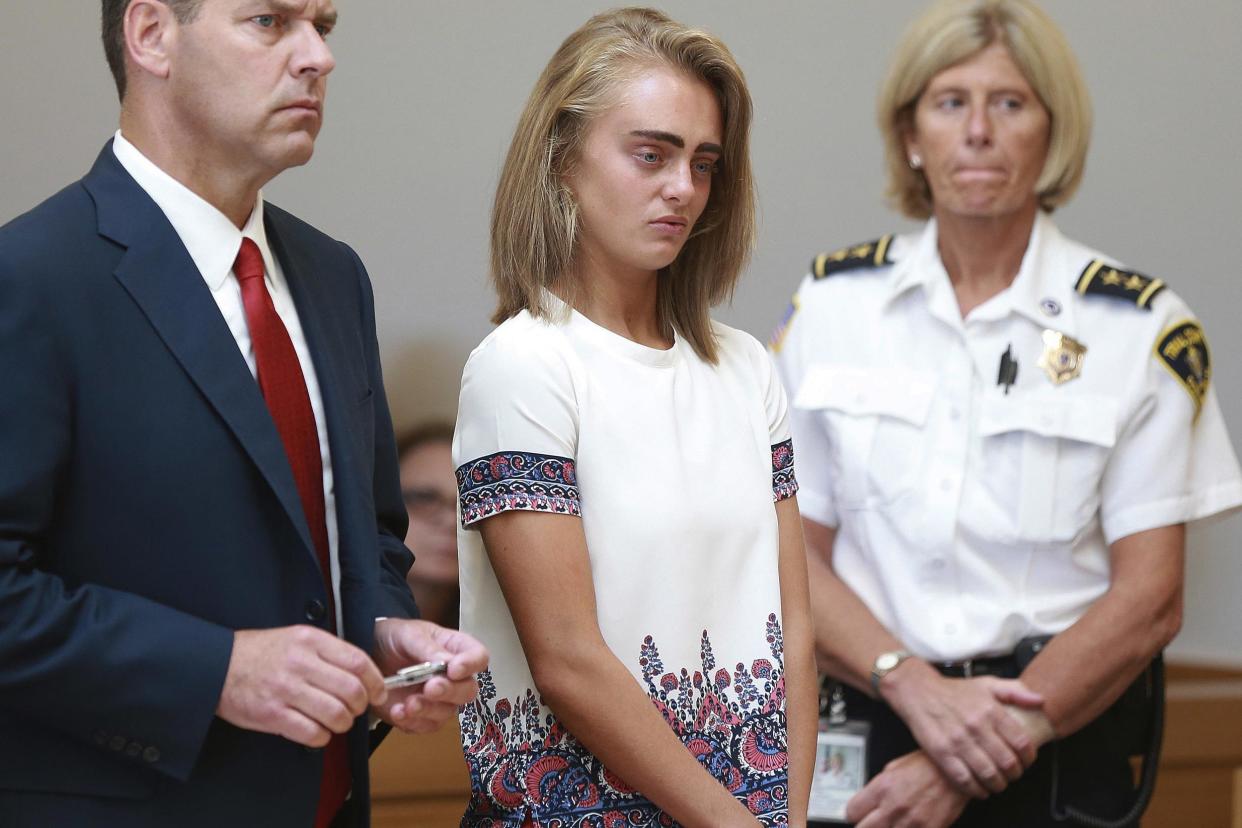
[4,1,1239,663]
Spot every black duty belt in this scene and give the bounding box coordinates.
[934,653,1022,679]
[934,635,1050,679]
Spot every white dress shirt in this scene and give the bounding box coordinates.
[773,213,1242,661]
[112,131,343,633]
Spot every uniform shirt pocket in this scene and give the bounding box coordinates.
[978,393,1118,542]
[794,363,935,510]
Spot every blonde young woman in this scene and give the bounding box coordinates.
[451,8,816,827]
[773,1,1242,826]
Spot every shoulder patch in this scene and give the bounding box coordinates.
[768,295,799,353]
[1075,259,1165,310]
[811,235,894,279]
[1154,320,1210,417]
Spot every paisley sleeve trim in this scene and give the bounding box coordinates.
[456,451,580,527]
[771,439,799,502]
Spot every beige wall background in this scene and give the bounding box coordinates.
[4,1,1239,662]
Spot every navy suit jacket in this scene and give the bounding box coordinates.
[0,143,419,827]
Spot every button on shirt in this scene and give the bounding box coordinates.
[111,131,343,633]
[773,214,1242,661]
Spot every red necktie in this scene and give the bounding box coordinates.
[233,238,350,827]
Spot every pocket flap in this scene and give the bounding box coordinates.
[978,393,1118,447]
[792,363,935,426]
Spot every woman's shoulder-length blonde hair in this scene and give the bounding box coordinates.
[877,0,1092,219]
[489,6,755,364]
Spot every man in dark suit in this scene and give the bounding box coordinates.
[0,2,487,826]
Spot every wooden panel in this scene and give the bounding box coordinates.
[1162,681,1242,765]
[1233,767,1242,828]
[1144,766,1235,827]
[372,797,466,828]
[369,719,469,826]
[1144,662,1242,828]
[1166,663,1242,682]
[369,720,470,798]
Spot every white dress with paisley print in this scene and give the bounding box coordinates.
[452,296,799,827]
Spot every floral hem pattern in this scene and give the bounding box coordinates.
[456,450,580,527]
[458,615,790,827]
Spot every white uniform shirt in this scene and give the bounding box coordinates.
[773,214,1242,661]
[453,296,797,825]
[112,132,343,632]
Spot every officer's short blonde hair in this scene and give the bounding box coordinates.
[489,7,755,365]
[877,0,1091,219]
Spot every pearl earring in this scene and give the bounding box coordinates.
[909,154,922,170]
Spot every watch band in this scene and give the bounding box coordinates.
[870,649,912,694]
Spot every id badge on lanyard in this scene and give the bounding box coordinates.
[808,683,870,824]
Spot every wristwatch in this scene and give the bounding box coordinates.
[870,649,912,694]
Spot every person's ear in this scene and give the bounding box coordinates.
[124,0,179,82]
[903,129,923,171]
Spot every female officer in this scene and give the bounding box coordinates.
[452,8,816,826]
[771,1,1242,826]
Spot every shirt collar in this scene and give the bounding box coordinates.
[882,212,1080,338]
[882,218,961,327]
[884,218,944,305]
[111,130,276,292]
[991,212,1080,338]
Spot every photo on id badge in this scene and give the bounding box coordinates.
[808,686,868,824]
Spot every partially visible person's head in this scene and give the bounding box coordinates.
[490,7,755,364]
[102,0,203,101]
[828,751,844,772]
[102,0,337,179]
[877,0,1091,218]
[397,422,458,591]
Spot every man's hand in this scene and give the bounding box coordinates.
[216,626,386,748]
[881,659,1044,797]
[370,619,488,734]
[847,751,969,828]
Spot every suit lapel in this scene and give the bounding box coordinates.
[266,211,371,633]
[83,145,318,564]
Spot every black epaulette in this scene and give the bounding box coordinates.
[811,235,894,279]
[1075,259,1166,310]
